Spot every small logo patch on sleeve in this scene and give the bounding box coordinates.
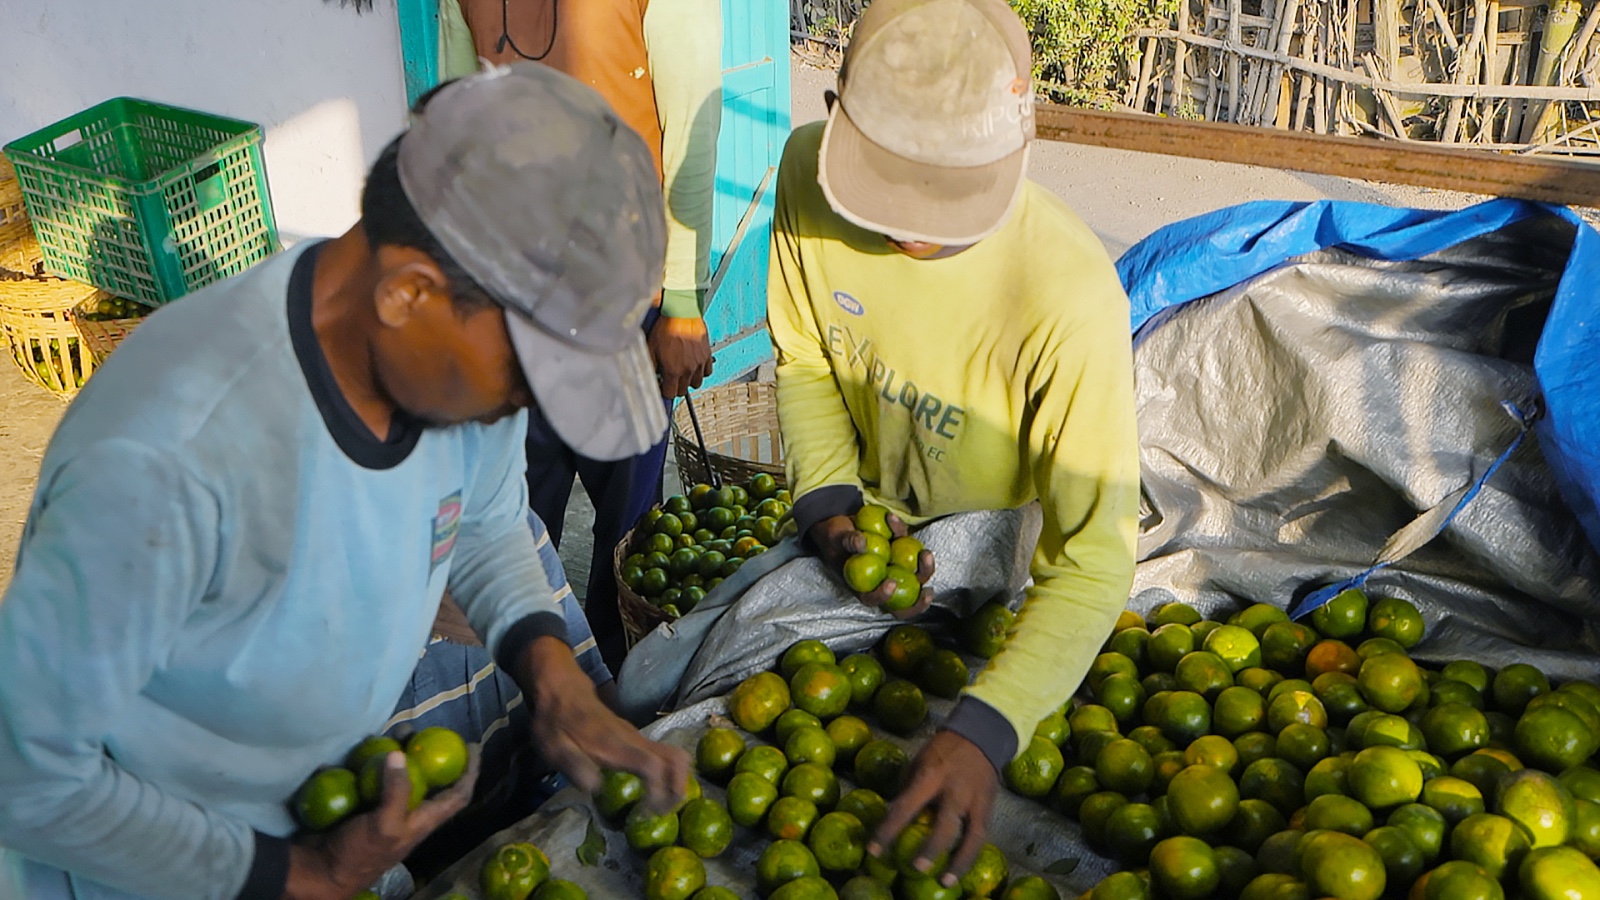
[430,491,463,573]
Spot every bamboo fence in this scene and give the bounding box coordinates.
[1128,0,1600,151]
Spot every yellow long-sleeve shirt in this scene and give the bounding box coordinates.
[767,122,1140,766]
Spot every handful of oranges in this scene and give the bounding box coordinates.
[289,725,469,833]
[841,504,926,612]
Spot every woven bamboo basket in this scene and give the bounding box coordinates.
[0,277,143,399]
[0,154,46,279]
[614,521,675,646]
[671,381,787,490]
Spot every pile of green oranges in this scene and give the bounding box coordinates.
[1002,590,1600,900]
[841,505,926,612]
[591,610,1068,900]
[621,472,794,618]
[290,726,468,833]
[80,294,148,322]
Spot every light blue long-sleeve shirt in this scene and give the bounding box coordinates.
[0,242,565,900]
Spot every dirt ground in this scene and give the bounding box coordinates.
[0,58,1513,595]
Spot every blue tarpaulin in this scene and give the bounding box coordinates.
[1115,198,1600,556]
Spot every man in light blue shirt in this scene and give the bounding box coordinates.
[0,63,688,900]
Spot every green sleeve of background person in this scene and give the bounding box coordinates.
[645,0,723,319]
[439,0,481,81]
[767,122,1141,759]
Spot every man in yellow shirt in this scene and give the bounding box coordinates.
[766,0,1140,884]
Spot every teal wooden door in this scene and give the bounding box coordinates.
[701,0,791,385]
[394,1,791,384]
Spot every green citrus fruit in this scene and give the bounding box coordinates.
[728,671,792,734]
[725,771,779,827]
[678,797,734,858]
[293,766,360,831]
[1005,735,1067,799]
[1154,603,1204,627]
[1495,769,1575,849]
[872,679,928,736]
[837,787,889,832]
[1422,860,1505,900]
[1052,765,1101,819]
[1176,651,1236,701]
[346,735,403,774]
[1348,746,1424,810]
[962,602,1015,659]
[1240,757,1307,817]
[1223,797,1286,855]
[1421,775,1485,825]
[782,640,838,679]
[734,744,789,785]
[1215,686,1268,737]
[1450,812,1532,880]
[1519,846,1600,900]
[1493,664,1551,717]
[766,795,820,841]
[1104,802,1164,865]
[625,803,681,852]
[1298,830,1386,900]
[695,728,746,782]
[960,842,1009,898]
[1097,738,1155,795]
[1357,654,1426,714]
[844,554,888,593]
[777,709,825,747]
[855,505,893,539]
[1150,624,1197,673]
[1311,589,1368,640]
[1204,624,1264,673]
[842,653,886,707]
[1167,764,1241,835]
[826,715,873,764]
[918,649,970,700]
[1149,835,1221,900]
[357,752,427,811]
[1303,793,1375,836]
[881,626,935,677]
[853,740,909,797]
[785,725,837,769]
[1516,704,1598,773]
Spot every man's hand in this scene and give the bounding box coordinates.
[514,636,691,814]
[869,730,998,888]
[648,316,714,399]
[807,513,936,619]
[286,746,481,900]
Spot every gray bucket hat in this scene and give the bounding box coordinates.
[398,62,668,460]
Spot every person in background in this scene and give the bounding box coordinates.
[0,64,689,900]
[442,0,724,670]
[766,0,1140,886]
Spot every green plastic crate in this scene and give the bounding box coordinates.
[3,97,279,305]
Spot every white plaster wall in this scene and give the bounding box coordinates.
[0,0,411,244]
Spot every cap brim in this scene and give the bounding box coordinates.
[507,311,667,461]
[818,104,1028,246]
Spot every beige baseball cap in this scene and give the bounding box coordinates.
[819,0,1036,245]
[398,63,668,461]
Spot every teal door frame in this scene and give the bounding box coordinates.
[394,1,790,386]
